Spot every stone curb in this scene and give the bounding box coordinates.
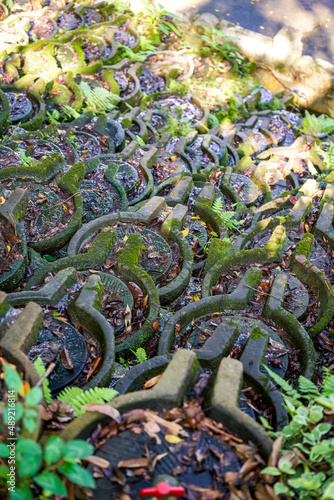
[59,350,200,442]
[207,357,273,460]
[263,272,316,379]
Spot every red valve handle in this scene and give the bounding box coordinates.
[140,482,185,498]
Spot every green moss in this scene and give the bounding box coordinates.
[58,161,85,194]
[204,238,233,273]
[82,275,104,310]
[116,233,143,269]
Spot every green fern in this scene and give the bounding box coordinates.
[57,386,118,416]
[33,357,52,403]
[212,197,242,232]
[298,376,319,397]
[131,347,148,363]
[321,368,334,396]
[79,82,120,115]
[314,142,334,171]
[61,105,80,120]
[264,366,300,400]
[300,110,334,135]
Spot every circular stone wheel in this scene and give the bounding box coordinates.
[29,318,88,394]
[231,173,258,205]
[6,92,33,123]
[115,227,173,283]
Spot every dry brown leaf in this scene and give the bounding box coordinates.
[60,347,73,370]
[144,411,188,436]
[85,455,110,468]
[86,357,101,381]
[82,403,121,423]
[152,320,160,331]
[143,374,162,389]
[118,457,149,468]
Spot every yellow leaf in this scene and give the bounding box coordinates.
[19,380,31,398]
[6,245,11,252]
[182,228,189,237]
[193,295,200,301]
[0,196,5,205]
[165,435,183,444]
[63,205,67,212]
[191,216,201,220]
[123,235,128,241]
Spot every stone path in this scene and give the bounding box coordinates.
[165,0,334,62]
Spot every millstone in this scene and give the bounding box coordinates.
[29,317,88,394]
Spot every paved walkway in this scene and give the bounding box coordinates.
[166,0,334,63]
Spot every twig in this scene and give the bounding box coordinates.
[35,362,56,388]
[40,189,105,211]
[245,284,303,303]
[324,279,334,297]
[7,212,17,237]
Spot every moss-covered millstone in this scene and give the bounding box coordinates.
[4,0,334,485]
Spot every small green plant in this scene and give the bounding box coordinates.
[137,1,183,45]
[314,142,334,171]
[260,367,334,499]
[131,347,148,363]
[119,347,148,367]
[34,357,118,415]
[299,110,334,136]
[34,357,52,404]
[57,386,118,416]
[212,197,242,232]
[0,363,96,499]
[46,110,61,124]
[18,149,35,167]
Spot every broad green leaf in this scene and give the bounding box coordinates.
[4,403,23,425]
[9,484,33,500]
[59,462,95,489]
[17,440,42,478]
[323,482,334,499]
[274,483,290,496]
[279,461,296,474]
[260,466,281,476]
[45,436,65,465]
[35,472,67,496]
[22,415,37,434]
[0,443,10,458]
[4,364,22,392]
[24,387,43,407]
[0,464,10,478]
[64,440,94,460]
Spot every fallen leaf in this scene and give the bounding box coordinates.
[82,403,121,423]
[182,228,189,237]
[144,374,162,389]
[60,347,73,370]
[85,455,110,468]
[118,458,149,468]
[165,434,183,444]
[86,357,101,381]
[148,251,159,258]
[152,320,160,331]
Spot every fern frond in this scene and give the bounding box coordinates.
[264,366,300,399]
[33,357,52,403]
[61,104,80,120]
[79,82,120,114]
[321,370,334,396]
[57,386,83,404]
[298,376,319,397]
[57,386,118,416]
[300,110,334,135]
[212,197,224,214]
